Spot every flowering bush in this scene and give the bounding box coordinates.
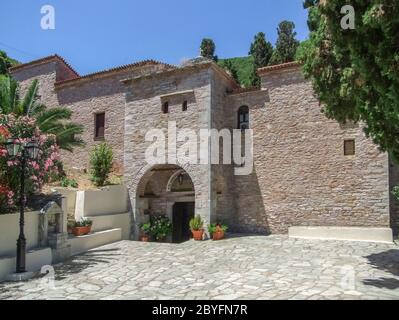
[149,215,172,241]
[0,114,62,213]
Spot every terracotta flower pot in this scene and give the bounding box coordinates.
[141,235,150,242]
[212,230,225,241]
[192,229,204,241]
[72,226,91,236]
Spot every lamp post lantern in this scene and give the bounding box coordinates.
[5,138,40,274]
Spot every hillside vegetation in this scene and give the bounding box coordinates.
[218,56,254,88]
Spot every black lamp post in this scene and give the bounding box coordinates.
[5,138,40,274]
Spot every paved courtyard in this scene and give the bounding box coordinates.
[0,235,399,300]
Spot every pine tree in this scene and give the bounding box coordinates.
[248,32,273,86]
[0,51,19,75]
[200,38,217,61]
[298,0,399,192]
[269,21,299,65]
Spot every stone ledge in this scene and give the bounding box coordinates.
[289,226,393,244]
[0,248,52,282]
[69,228,122,256]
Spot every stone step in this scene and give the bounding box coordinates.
[69,228,122,256]
[86,212,130,240]
[289,226,393,243]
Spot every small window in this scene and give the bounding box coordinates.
[237,106,249,130]
[162,101,169,114]
[95,113,105,139]
[344,140,355,156]
[182,100,188,111]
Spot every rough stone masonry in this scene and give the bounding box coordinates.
[10,56,399,236]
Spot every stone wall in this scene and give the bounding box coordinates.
[11,58,395,236]
[227,66,390,234]
[389,162,399,235]
[123,67,213,238]
[210,69,238,226]
[11,62,168,173]
[55,71,128,172]
[227,89,271,233]
[12,62,59,108]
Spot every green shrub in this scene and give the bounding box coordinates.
[149,215,172,241]
[208,223,228,234]
[60,177,78,188]
[189,215,204,231]
[89,142,113,187]
[140,223,151,235]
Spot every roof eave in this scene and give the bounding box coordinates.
[257,61,301,76]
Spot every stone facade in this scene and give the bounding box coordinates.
[10,56,399,237]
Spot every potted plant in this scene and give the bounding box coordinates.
[72,217,93,236]
[189,215,204,241]
[140,223,151,242]
[208,223,228,241]
[149,215,172,242]
[67,221,75,234]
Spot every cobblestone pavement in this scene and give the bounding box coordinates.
[1,235,399,300]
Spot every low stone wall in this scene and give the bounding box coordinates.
[0,248,52,282]
[54,188,77,220]
[289,226,393,243]
[75,185,128,218]
[0,211,53,281]
[0,211,41,257]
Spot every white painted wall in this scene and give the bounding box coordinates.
[0,248,52,281]
[90,213,130,240]
[53,188,77,219]
[0,211,40,257]
[0,212,53,281]
[75,185,128,217]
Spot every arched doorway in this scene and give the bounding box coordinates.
[135,165,195,243]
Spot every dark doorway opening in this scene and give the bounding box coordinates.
[172,202,195,243]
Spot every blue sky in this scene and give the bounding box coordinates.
[0,0,309,75]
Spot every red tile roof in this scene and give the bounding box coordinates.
[257,61,301,75]
[9,54,80,77]
[228,86,262,95]
[10,54,177,88]
[55,60,177,87]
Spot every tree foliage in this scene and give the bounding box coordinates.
[217,56,254,88]
[298,0,399,163]
[249,32,273,86]
[0,76,84,151]
[200,38,218,61]
[269,21,300,65]
[219,59,239,84]
[0,115,61,212]
[0,51,19,75]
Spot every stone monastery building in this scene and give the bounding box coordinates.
[10,55,399,241]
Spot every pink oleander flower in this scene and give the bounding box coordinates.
[29,161,40,171]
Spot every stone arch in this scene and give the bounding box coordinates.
[166,169,195,193]
[131,164,197,242]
